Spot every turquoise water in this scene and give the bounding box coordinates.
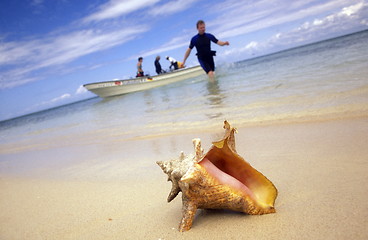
[1,30,367,158]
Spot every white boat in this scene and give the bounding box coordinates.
[83,65,204,98]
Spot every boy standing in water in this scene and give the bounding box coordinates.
[182,20,229,80]
[136,57,144,77]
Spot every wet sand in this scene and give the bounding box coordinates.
[1,118,368,239]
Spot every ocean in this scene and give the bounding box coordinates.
[0,30,367,177]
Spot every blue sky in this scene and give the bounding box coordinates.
[0,0,367,121]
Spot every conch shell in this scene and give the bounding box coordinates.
[157,121,277,232]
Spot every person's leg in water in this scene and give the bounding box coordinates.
[207,71,215,81]
[199,57,216,81]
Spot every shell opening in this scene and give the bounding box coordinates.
[201,141,277,208]
[199,158,256,199]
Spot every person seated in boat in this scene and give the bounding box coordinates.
[136,57,144,77]
[154,56,165,75]
[177,61,184,69]
[166,56,179,70]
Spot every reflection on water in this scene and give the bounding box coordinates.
[205,79,225,119]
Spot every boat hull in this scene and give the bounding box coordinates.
[83,66,204,98]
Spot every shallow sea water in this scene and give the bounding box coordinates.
[0,30,367,177]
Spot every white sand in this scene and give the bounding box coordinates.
[1,118,367,239]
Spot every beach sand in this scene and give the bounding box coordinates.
[1,117,367,239]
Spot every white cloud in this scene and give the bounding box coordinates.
[340,2,365,16]
[0,26,147,89]
[76,85,87,95]
[28,93,72,112]
[297,1,367,32]
[211,0,360,39]
[0,27,147,66]
[30,0,44,6]
[245,41,259,50]
[1,0,173,90]
[27,86,87,112]
[51,93,71,103]
[134,35,188,59]
[313,19,324,26]
[150,0,198,16]
[214,0,368,61]
[130,0,367,65]
[83,0,160,23]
